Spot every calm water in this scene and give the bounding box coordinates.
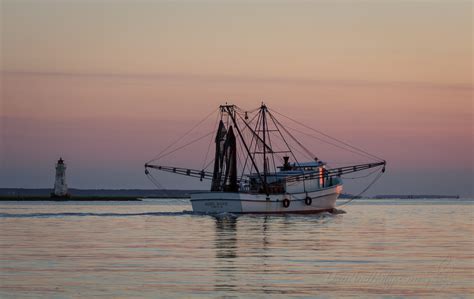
[0,199,472,298]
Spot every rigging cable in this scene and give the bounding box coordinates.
[237,110,262,183]
[267,109,308,193]
[342,167,381,179]
[201,112,220,169]
[266,110,303,165]
[203,158,215,171]
[145,170,165,189]
[152,130,214,161]
[284,124,378,163]
[265,112,278,176]
[146,108,217,164]
[336,166,385,207]
[270,108,385,162]
[268,110,316,161]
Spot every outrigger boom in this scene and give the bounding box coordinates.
[144,161,386,189]
[145,164,213,181]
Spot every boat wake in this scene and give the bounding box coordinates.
[331,208,346,214]
[0,211,192,218]
[187,209,345,218]
[0,208,345,219]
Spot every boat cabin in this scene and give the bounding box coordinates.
[245,157,340,194]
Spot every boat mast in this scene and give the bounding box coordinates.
[223,104,267,193]
[261,103,268,187]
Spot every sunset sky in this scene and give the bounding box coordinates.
[1,1,472,196]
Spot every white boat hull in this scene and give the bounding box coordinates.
[190,184,342,214]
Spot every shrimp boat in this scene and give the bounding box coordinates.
[145,103,386,214]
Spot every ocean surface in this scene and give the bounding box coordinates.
[0,198,472,298]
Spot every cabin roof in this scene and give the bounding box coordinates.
[290,161,325,167]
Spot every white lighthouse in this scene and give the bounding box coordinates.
[52,157,69,197]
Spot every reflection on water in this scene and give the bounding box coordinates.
[214,216,238,292]
[0,199,473,298]
[215,216,238,259]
